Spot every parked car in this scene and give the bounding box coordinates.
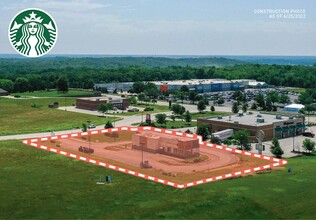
[128,108,140,112]
[88,124,96,129]
[302,132,315,138]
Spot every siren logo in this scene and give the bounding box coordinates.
[8,8,57,58]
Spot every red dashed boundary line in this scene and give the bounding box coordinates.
[22,126,287,189]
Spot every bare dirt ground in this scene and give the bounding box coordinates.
[40,131,269,183]
[55,137,239,174]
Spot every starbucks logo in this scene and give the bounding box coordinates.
[8,8,58,58]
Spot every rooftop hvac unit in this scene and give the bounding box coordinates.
[238,113,243,117]
[276,115,282,119]
[257,118,265,123]
[257,114,262,118]
[217,116,223,119]
[234,121,239,124]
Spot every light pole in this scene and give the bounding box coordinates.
[87,119,91,152]
[140,142,144,168]
[113,112,116,127]
[141,112,144,123]
[292,126,295,152]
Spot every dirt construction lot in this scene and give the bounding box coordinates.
[41,131,269,183]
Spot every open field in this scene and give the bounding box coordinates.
[1,139,315,219]
[39,130,266,183]
[286,87,306,94]
[0,98,119,135]
[132,120,197,129]
[12,89,95,97]
[191,111,230,119]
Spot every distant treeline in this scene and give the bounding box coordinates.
[0,57,315,93]
[0,57,244,73]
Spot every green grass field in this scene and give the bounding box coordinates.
[132,120,197,129]
[286,87,306,94]
[0,140,315,219]
[12,90,95,97]
[0,98,118,136]
[191,111,229,119]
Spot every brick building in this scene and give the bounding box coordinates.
[197,112,305,141]
[132,131,200,159]
[76,97,129,111]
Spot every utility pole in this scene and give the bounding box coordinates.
[87,119,91,152]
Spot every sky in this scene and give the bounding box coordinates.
[0,0,315,56]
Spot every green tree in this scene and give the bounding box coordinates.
[189,91,197,104]
[196,124,210,141]
[144,97,151,105]
[232,102,239,113]
[197,100,206,113]
[302,138,315,153]
[251,102,257,110]
[184,110,192,124]
[132,82,145,94]
[279,94,290,106]
[144,82,159,98]
[137,93,146,103]
[105,103,113,112]
[0,79,14,92]
[82,78,94,89]
[104,121,114,128]
[255,93,265,109]
[233,130,250,150]
[97,104,108,116]
[177,92,186,103]
[210,135,221,144]
[270,138,284,158]
[82,123,87,132]
[180,85,189,92]
[196,68,205,79]
[129,96,137,105]
[268,91,279,105]
[155,113,167,127]
[242,103,248,113]
[298,92,313,105]
[171,104,182,116]
[265,96,273,111]
[56,76,69,93]
[210,105,215,112]
[170,115,176,122]
[179,106,186,116]
[217,98,225,105]
[14,77,29,93]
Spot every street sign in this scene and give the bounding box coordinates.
[256,130,265,142]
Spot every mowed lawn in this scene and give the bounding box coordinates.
[0,98,117,136]
[1,140,315,219]
[12,89,95,97]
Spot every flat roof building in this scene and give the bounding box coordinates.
[284,104,304,112]
[95,79,268,93]
[76,97,129,111]
[197,112,305,141]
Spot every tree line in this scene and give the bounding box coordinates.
[0,60,316,93]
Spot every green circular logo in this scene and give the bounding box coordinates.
[8,8,58,58]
